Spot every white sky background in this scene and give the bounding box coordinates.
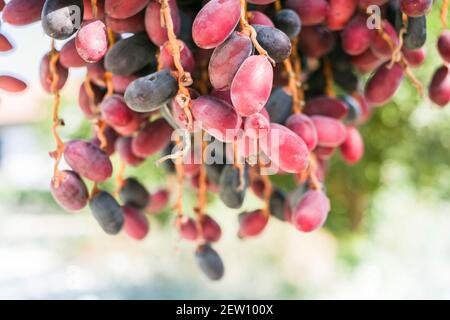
[0,20,85,119]
[0,21,84,189]
[0,21,48,124]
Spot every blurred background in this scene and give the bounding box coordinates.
[1,7,450,300]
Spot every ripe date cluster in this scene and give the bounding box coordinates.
[0,0,449,280]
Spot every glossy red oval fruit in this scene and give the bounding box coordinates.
[400,0,432,17]
[115,137,145,167]
[261,124,309,174]
[341,14,374,56]
[327,0,358,31]
[192,0,241,49]
[64,140,113,182]
[437,31,450,64]
[315,146,335,160]
[100,94,138,128]
[402,47,426,68]
[250,178,265,199]
[428,65,450,107]
[60,39,86,68]
[351,49,384,74]
[231,55,273,117]
[0,75,27,93]
[106,10,146,33]
[248,11,274,27]
[40,53,68,93]
[76,20,108,63]
[209,32,253,91]
[303,97,349,119]
[145,0,180,46]
[310,116,347,148]
[112,74,138,94]
[113,115,145,136]
[160,40,195,73]
[298,26,335,58]
[340,126,364,164]
[147,189,169,214]
[292,190,330,233]
[123,205,150,240]
[105,0,149,19]
[178,217,199,241]
[244,112,271,138]
[0,33,13,52]
[132,119,173,158]
[238,210,269,238]
[286,0,328,26]
[370,20,398,59]
[364,63,404,106]
[2,0,45,26]
[191,96,242,143]
[50,170,89,211]
[286,114,318,152]
[201,215,222,242]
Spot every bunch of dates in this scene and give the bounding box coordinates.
[0,0,449,280]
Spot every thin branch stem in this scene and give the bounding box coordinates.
[160,0,194,130]
[114,160,126,197]
[377,19,424,97]
[90,0,98,19]
[49,39,65,187]
[174,137,185,218]
[308,154,322,191]
[441,0,449,29]
[239,0,275,65]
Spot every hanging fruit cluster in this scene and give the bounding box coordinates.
[0,0,448,281]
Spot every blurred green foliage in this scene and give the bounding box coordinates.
[266,6,450,236]
[324,6,450,235]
